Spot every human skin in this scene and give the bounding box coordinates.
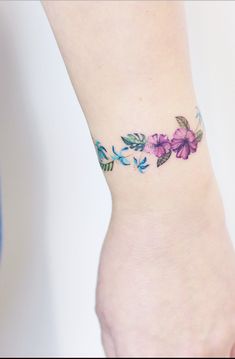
[42,1,235,357]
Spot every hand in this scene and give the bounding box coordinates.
[96,183,235,357]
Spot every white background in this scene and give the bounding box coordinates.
[0,1,235,357]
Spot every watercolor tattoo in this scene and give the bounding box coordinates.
[95,108,203,174]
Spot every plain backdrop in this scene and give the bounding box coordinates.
[0,1,235,357]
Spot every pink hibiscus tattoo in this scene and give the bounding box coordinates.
[171,128,198,160]
[144,134,171,158]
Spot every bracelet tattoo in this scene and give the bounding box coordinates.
[95,108,203,174]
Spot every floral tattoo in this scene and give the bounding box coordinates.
[95,109,203,174]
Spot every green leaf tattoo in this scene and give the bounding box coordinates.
[157,150,172,168]
[100,160,114,172]
[121,133,146,151]
[195,129,203,143]
[175,116,190,130]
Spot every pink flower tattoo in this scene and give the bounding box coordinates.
[171,128,198,160]
[144,134,171,158]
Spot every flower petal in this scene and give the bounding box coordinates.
[171,138,183,151]
[154,146,166,158]
[144,142,154,154]
[189,140,198,153]
[148,134,159,145]
[163,141,172,152]
[176,143,190,159]
[173,128,187,140]
[186,130,196,142]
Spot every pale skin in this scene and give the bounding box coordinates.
[42,1,235,357]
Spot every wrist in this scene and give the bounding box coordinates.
[111,174,225,236]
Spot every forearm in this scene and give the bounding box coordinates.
[42,0,219,216]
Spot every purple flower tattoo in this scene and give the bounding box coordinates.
[144,134,171,158]
[94,109,203,173]
[171,128,198,160]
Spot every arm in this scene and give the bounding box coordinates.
[42,1,235,357]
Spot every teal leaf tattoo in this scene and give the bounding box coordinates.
[195,129,203,143]
[121,133,146,151]
[175,116,190,130]
[100,160,114,172]
[95,141,109,161]
[133,156,149,173]
[112,146,130,165]
[157,151,172,167]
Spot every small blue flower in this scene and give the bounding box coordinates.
[112,146,130,166]
[133,156,149,173]
[95,141,109,161]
